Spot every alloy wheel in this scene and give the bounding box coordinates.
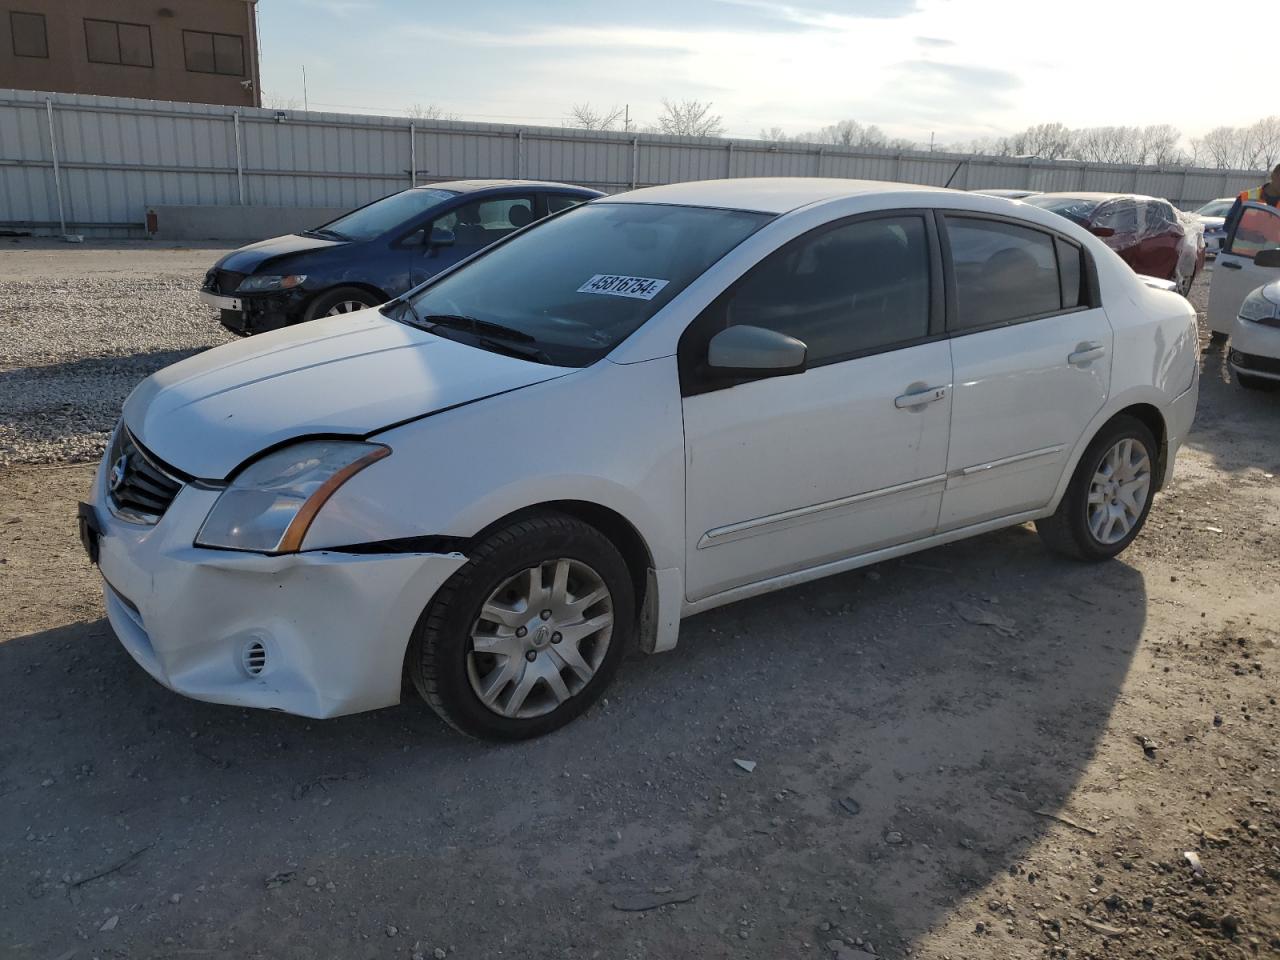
[466,558,614,719]
[323,300,368,316]
[1086,437,1151,545]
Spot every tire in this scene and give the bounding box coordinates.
[406,512,634,740]
[302,286,382,322]
[1035,415,1158,562]
[1237,372,1278,392]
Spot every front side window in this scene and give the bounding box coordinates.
[405,202,770,366]
[183,29,245,76]
[1227,206,1280,260]
[316,188,458,242]
[946,217,1063,330]
[84,19,153,67]
[10,11,47,57]
[1091,200,1139,237]
[433,195,536,248]
[716,215,932,364]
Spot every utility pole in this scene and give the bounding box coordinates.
[624,104,630,133]
[302,65,309,112]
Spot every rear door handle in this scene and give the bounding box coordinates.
[894,385,948,409]
[1221,260,1242,270]
[1068,342,1106,366]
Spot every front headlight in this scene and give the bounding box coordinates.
[236,274,307,293]
[1239,287,1280,323]
[196,441,389,553]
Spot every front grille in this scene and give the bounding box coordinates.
[204,269,246,295]
[1230,350,1280,375]
[105,427,184,523]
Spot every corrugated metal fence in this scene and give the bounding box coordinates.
[0,88,1267,238]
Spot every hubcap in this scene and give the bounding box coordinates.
[324,300,367,316]
[466,558,613,719]
[1087,437,1151,545]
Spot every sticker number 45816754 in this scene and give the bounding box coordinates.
[576,274,670,300]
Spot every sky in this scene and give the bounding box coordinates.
[258,0,1272,146]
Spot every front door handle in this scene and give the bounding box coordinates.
[1221,260,1242,270]
[894,385,948,409]
[1068,342,1106,366]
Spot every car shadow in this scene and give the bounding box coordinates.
[0,523,1145,959]
[1186,340,1280,475]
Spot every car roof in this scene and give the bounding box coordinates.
[421,179,601,194]
[605,177,939,214]
[1032,191,1160,202]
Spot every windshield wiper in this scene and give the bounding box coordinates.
[301,227,349,241]
[418,313,538,344]
[475,336,553,364]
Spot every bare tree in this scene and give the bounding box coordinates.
[1241,116,1280,170]
[805,119,888,148]
[406,102,458,121]
[262,92,302,110]
[656,99,725,138]
[758,126,789,143]
[569,103,627,131]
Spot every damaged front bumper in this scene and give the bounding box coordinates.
[86,459,467,719]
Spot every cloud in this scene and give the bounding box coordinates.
[914,35,955,48]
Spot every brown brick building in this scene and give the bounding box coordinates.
[1,0,260,106]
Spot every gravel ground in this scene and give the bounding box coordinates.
[0,239,234,465]
[0,247,1277,960]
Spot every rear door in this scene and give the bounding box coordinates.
[1207,203,1280,334]
[938,214,1112,530]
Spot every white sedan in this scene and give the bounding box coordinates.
[80,178,1200,740]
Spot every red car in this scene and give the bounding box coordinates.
[1025,192,1205,296]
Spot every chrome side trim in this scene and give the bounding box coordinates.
[698,473,947,549]
[957,444,1064,478]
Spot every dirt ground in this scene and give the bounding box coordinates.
[0,259,1277,960]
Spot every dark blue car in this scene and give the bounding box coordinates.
[200,179,603,335]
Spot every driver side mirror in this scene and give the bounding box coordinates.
[1255,248,1280,268]
[707,325,807,377]
[1089,225,1116,238]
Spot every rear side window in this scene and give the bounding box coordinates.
[720,215,932,364]
[946,217,1063,330]
[1056,237,1084,309]
[548,194,588,214]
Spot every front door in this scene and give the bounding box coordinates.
[412,193,538,287]
[680,213,953,602]
[937,214,1112,529]
[1207,203,1280,334]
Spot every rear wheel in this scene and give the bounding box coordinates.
[303,286,381,322]
[1036,416,1157,561]
[407,513,633,740]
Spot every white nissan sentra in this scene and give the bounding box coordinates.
[81,178,1199,740]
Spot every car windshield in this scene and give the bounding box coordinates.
[1195,200,1232,218]
[1024,195,1103,226]
[315,188,458,241]
[402,202,772,366]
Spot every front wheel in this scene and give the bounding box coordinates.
[1237,372,1278,392]
[302,286,381,322]
[1036,416,1158,561]
[407,513,633,740]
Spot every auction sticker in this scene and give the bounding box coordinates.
[577,274,670,300]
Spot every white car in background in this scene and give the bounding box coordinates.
[79,179,1199,740]
[1193,197,1234,256]
[1227,278,1280,390]
[1207,201,1280,343]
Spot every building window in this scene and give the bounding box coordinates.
[84,18,154,67]
[182,30,245,76]
[10,11,48,58]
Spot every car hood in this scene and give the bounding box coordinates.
[1197,216,1225,229]
[123,310,574,479]
[214,233,346,273]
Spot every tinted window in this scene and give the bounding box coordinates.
[406,203,769,366]
[11,11,47,57]
[318,188,458,242]
[1228,207,1280,259]
[947,217,1062,329]
[434,196,536,248]
[84,19,152,67]
[1025,195,1101,226]
[720,215,931,364]
[1056,237,1084,309]
[548,194,588,213]
[183,30,244,75]
[1091,200,1139,235]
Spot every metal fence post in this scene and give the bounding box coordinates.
[233,111,245,204]
[410,122,417,186]
[44,98,68,236]
[517,129,524,180]
[726,142,733,178]
[631,137,639,189]
[815,147,823,176]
